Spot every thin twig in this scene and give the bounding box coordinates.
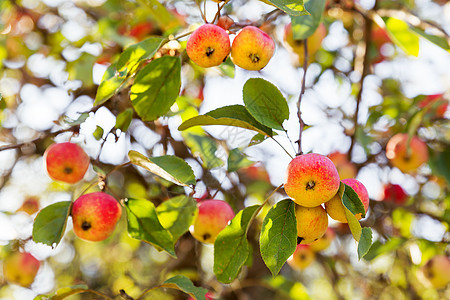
[296,39,309,156]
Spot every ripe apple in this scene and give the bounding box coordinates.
[71,192,122,242]
[190,199,235,244]
[17,196,40,215]
[325,178,369,223]
[327,152,357,180]
[382,183,408,205]
[237,164,270,183]
[284,23,327,63]
[44,142,90,184]
[418,94,448,118]
[309,227,336,252]
[421,255,450,289]
[230,26,275,71]
[386,133,429,173]
[3,251,40,287]
[287,244,315,270]
[284,153,340,207]
[129,21,154,41]
[186,24,230,68]
[295,205,328,244]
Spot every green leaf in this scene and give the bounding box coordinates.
[117,37,164,72]
[214,205,260,283]
[428,147,450,186]
[94,63,127,106]
[179,105,273,137]
[62,113,89,126]
[34,284,89,300]
[249,133,268,146]
[410,27,450,53]
[136,0,181,32]
[32,201,71,248]
[156,196,197,243]
[161,275,208,300]
[260,199,297,277]
[128,150,196,187]
[227,148,254,173]
[130,56,181,121]
[115,108,134,132]
[385,18,420,57]
[125,198,176,257]
[266,0,308,17]
[358,227,373,259]
[337,183,362,242]
[93,126,104,140]
[291,0,326,40]
[243,78,289,131]
[363,238,405,261]
[219,57,235,78]
[185,134,224,169]
[343,183,366,218]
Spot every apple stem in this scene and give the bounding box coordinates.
[296,39,309,156]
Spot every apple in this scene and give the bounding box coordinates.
[284,153,340,207]
[44,142,90,184]
[230,26,275,71]
[296,205,328,244]
[309,227,335,252]
[186,24,230,68]
[17,196,40,215]
[371,25,391,64]
[284,23,327,63]
[327,152,357,180]
[418,94,448,118]
[190,199,235,244]
[237,164,270,183]
[3,251,40,287]
[287,244,315,270]
[325,178,369,223]
[386,133,429,173]
[382,183,408,205]
[71,192,122,242]
[421,255,450,289]
[217,15,234,31]
[129,21,154,41]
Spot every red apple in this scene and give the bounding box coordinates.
[44,142,90,184]
[382,183,408,205]
[189,199,235,244]
[287,244,315,270]
[418,94,448,118]
[72,192,122,242]
[386,133,429,173]
[186,24,230,68]
[284,153,340,207]
[17,196,40,215]
[3,252,40,287]
[327,152,357,180]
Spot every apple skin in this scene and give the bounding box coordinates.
[325,178,369,223]
[418,94,448,118]
[190,199,235,244]
[284,153,340,207]
[327,152,357,180]
[309,227,335,252]
[421,255,450,289]
[287,244,315,270]
[72,192,122,242]
[3,252,40,287]
[284,23,327,63]
[295,205,328,244]
[386,133,429,173]
[44,142,90,184]
[18,196,40,215]
[186,24,230,68]
[231,26,275,71]
[382,183,408,205]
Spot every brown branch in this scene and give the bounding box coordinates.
[296,39,309,156]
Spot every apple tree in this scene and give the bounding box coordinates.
[0,0,449,299]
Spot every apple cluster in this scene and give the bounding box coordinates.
[186,21,275,71]
[284,153,370,245]
[44,142,122,242]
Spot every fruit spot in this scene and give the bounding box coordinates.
[205,47,215,57]
[297,237,303,244]
[306,181,315,190]
[202,233,211,241]
[81,221,91,231]
[64,166,73,174]
[249,53,260,63]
